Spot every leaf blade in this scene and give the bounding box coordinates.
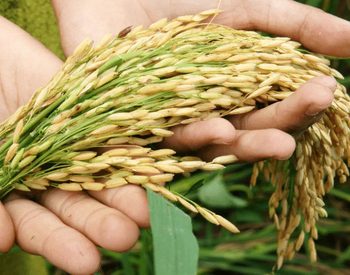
[148,189,199,275]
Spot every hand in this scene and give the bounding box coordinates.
[53,0,348,161]
[0,0,349,274]
[0,16,148,274]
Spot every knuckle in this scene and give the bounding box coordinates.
[57,193,89,218]
[83,206,106,233]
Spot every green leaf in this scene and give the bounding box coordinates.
[336,246,350,264]
[121,253,136,275]
[330,188,350,202]
[0,248,48,275]
[233,209,264,223]
[198,172,248,208]
[305,0,323,7]
[139,230,154,275]
[170,172,209,194]
[147,189,199,275]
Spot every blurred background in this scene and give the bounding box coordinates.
[0,0,350,274]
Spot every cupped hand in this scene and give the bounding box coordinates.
[0,0,349,273]
[0,16,148,274]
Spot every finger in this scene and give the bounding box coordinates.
[167,0,350,56]
[230,76,336,133]
[0,16,62,120]
[4,196,100,275]
[39,189,140,252]
[89,185,150,228]
[198,128,296,162]
[51,0,251,56]
[242,0,350,56]
[52,0,350,57]
[52,0,153,55]
[161,118,236,153]
[51,0,251,55]
[0,202,15,252]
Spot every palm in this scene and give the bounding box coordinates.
[0,0,349,274]
[0,20,60,121]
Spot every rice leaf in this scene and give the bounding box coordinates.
[148,189,199,275]
[198,172,248,208]
[0,249,48,275]
[138,230,154,275]
[305,0,323,7]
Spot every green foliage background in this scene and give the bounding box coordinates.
[0,0,63,58]
[0,1,350,274]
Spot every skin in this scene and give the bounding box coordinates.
[0,0,349,273]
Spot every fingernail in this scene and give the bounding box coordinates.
[212,136,235,145]
[305,110,322,116]
[313,76,337,90]
[305,108,327,117]
[305,76,336,116]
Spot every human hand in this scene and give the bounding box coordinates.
[0,16,148,274]
[53,0,349,161]
[1,0,349,274]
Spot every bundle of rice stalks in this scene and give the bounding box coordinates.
[0,9,348,268]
